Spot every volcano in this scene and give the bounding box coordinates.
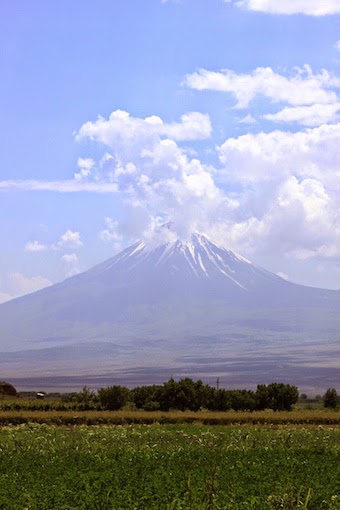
[1,233,339,392]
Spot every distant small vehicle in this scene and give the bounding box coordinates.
[36,392,46,400]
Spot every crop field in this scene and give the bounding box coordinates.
[1,423,340,509]
[0,408,340,426]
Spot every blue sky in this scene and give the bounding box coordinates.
[1,0,340,301]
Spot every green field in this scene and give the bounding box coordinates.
[1,423,340,509]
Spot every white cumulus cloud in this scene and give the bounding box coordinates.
[208,176,340,261]
[24,240,49,252]
[61,253,81,277]
[76,110,211,150]
[74,157,94,181]
[233,0,340,16]
[0,292,13,304]
[185,65,340,109]
[99,218,123,253]
[0,273,52,303]
[76,110,238,241]
[74,105,340,268]
[58,230,83,250]
[25,229,85,255]
[263,103,340,126]
[218,122,340,188]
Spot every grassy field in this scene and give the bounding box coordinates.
[1,423,340,509]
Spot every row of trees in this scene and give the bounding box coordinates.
[132,380,300,412]
[3,379,338,411]
[64,378,299,412]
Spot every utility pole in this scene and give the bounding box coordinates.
[216,377,220,390]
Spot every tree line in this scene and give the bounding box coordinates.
[64,378,300,412]
[2,379,339,412]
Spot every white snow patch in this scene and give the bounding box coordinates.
[197,253,209,276]
[187,242,196,261]
[128,242,146,257]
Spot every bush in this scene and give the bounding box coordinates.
[0,381,17,397]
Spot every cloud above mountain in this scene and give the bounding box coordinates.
[74,110,238,241]
[71,104,340,260]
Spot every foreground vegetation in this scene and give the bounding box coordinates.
[1,423,340,509]
[1,380,340,508]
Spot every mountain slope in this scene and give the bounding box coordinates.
[0,233,339,391]
[39,231,337,306]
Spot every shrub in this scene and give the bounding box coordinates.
[0,381,17,397]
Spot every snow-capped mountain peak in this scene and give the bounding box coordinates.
[91,231,284,294]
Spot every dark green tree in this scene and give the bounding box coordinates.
[132,385,162,410]
[267,383,299,411]
[207,388,232,411]
[98,385,130,410]
[158,378,196,411]
[255,383,298,411]
[323,388,339,409]
[158,378,215,411]
[230,389,256,411]
[255,384,271,410]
